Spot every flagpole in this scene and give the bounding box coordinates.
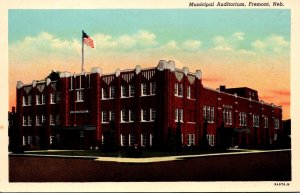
[82,30,84,72]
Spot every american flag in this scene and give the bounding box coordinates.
[82,31,95,48]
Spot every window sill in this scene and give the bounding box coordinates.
[76,100,84,103]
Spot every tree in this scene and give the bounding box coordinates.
[46,70,60,81]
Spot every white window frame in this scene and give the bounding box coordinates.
[187,134,195,146]
[174,83,178,96]
[102,88,109,99]
[41,94,46,104]
[50,114,55,125]
[175,109,179,122]
[42,115,46,124]
[121,85,127,98]
[23,116,27,126]
[76,90,84,102]
[274,118,280,129]
[129,110,135,122]
[141,109,147,122]
[187,86,191,98]
[120,134,126,146]
[141,83,147,96]
[129,134,135,146]
[28,116,32,126]
[150,82,156,95]
[207,134,215,146]
[109,110,115,121]
[121,110,127,123]
[110,86,115,99]
[129,84,135,97]
[141,133,147,147]
[102,111,108,123]
[179,109,183,122]
[36,115,41,126]
[150,108,156,121]
[50,93,56,104]
[36,94,41,105]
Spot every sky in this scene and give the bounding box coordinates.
[8,9,290,119]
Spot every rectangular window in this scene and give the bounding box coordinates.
[36,95,41,105]
[207,134,215,146]
[175,109,178,122]
[187,86,191,98]
[263,116,269,128]
[253,114,259,127]
[56,114,60,125]
[129,84,135,97]
[110,86,115,99]
[178,84,183,97]
[102,88,108,99]
[121,85,128,98]
[23,116,27,126]
[141,109,147,122]
[187,134,195,146]
[141,133,147,147]
[50,115,55,125]
[203,106,207,120]
[150,82,156,95]
[174,83,178,96]
[150,108,156,121]
[36,115,41,126]
[207,106,211,122]
[129,110,135,122]
[76,90,84,102]
[23,96,27,106]
[211,107,214,123]
[121,110,127,122]
[50,93,56,104]
[42,115,46,124]
[274,118,280,129]
[42,94,46,104]
[56,92,61,103]
[129,134,135,146]
[102,111,108,123]
[141,83,147,96]
[28,135,33,145]
[27,95,32,105]
[179,109,183,122]
[28,116,32,126]
[109,110,115,121]
[274,133,278,141]
[120,134,126,146]
[239,112,247,126]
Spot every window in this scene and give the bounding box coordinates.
[36,115,41,126]
[178,84,183,97]
[56,114,60,125]
[121,85,128,98]
[36,135,40,146]
[28,116,32,126]
[50,115,55,125]
[223,108,232,125]
[207,134,215,146]
[253,114,259,127]
[42,94,46,104]
[56,92,61,103]
[187,134,195,146]
[141,83,147,96]
[141,133,147,147]
[274,118,280,129]
[263,116,269,128]
[150,82,156,95]
[110,86,115,98]
[129,110,135,122]
[141,109,147,122]
[28,136,33,145]
[50,93,56,104]
[203,105,214,123]
[150,108,156,121]
[76,90,84,102]
[36,94,41,105]
[187,86,191,98]
[102,88,109,99]
[42,115,46,124]
[23,116,28,126]
[239,112,247,126]
[129,84,135,97]
[174,83,178,96]
[102,111,108,123]
[120,134,126,146]
[150,134,153,147]
[129,134,135,146]
[121,110,127,122]
[175,109,183,122]
[109,110,115,121]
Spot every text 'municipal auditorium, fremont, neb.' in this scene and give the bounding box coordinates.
[14,60,282,149]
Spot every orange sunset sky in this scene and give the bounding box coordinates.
[8,9,290,119]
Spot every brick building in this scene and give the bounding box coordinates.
[14,60,283,149]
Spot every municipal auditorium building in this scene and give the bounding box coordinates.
[15,60,282,149]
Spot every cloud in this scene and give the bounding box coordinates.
[251,34,289,53]
[212,35,234,51]
[182,40,202,51]
[271,89,290,96]
[233,32,245,40]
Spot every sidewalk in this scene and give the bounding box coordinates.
[10,148,291,163]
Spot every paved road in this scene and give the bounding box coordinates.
[9,150,291,182]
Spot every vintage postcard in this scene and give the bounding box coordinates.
[0,0,299,192]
